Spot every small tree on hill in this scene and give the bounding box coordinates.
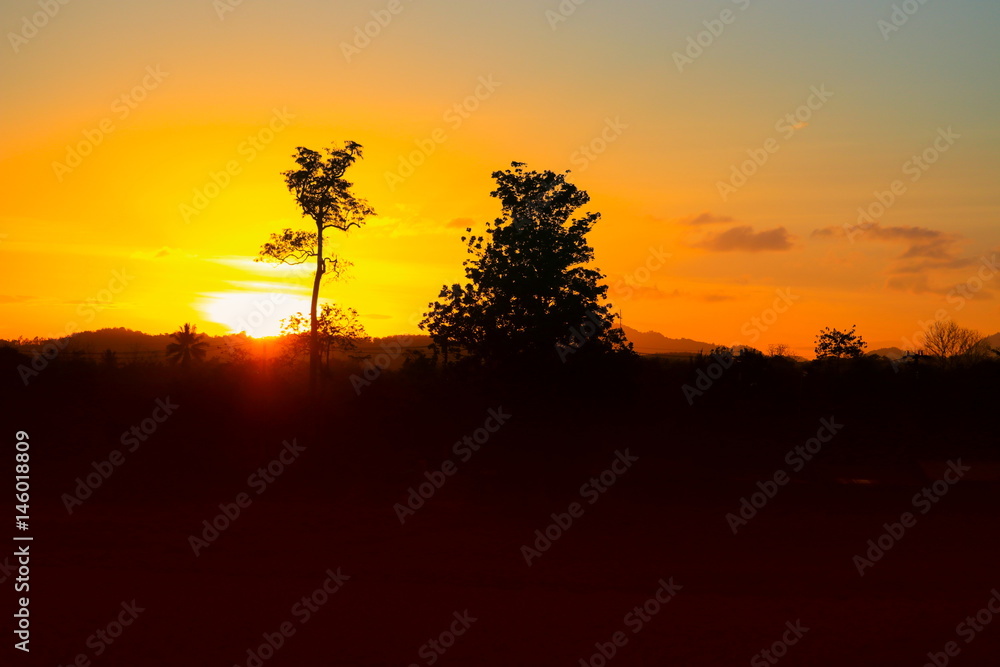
[814,325,867,359]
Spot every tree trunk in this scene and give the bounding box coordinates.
[309,229,324,393]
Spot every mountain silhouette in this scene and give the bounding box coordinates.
[621,326,715,355]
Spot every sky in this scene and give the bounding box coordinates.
[2,0,998,356]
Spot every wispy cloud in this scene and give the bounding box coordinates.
[682,212,734,226]
[813,223,995,296]
[691,226,794,252]
[811,223,957,257]
[0,295,38,304]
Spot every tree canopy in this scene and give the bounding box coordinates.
[165,323,209,367]
[814,325,867,359]
[421,162,631,365]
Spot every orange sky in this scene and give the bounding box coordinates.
[2,0,998,356]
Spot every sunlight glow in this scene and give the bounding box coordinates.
[195,290,313,338]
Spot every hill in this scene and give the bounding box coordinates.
[621,326,715,355]
[868,346,905,359]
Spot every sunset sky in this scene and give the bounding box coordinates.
[2,0,998,355]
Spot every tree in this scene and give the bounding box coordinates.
[257,141,374,389]
[814,325,867,359]
[220,336,253,365]
[281,303,367,368]
[166,323,209,367]
[922,320,984,358]
[767,343,790,357]
[421,162,631,365]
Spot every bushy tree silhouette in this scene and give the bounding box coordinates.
[166,323,209,367]
[257,141,374,389]
[814,325,867,359]
[421,162,631,365]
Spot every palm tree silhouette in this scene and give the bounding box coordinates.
[166,323,209,367]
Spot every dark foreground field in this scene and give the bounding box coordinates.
[8,357,1000,666]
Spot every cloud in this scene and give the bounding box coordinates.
[865,225,945,242]
[812,223,958,259]
[862,225,967,276]
[684,212,734,226]
[885,274,934,294]
[893,248,999,297]
[814,223,996,296]
[0,295,36,304]
[892,256,976,273]
[224,280,311,295]
[701,293,737,303]
[691,226,794,252]
[131,246,180,260]
[62,299,125,308]
[899,239,956,260]
[812,221,968,268]
[447,217,474,229]
[810,226,842,239]
[613,285,738,302]
[612,285,676,300]
[645,212,734,226]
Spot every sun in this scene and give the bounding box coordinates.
[195,290,313,338]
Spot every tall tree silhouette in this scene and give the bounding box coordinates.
[421,162,631,365]
[166,323,209,367]
[257,141,374,389]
